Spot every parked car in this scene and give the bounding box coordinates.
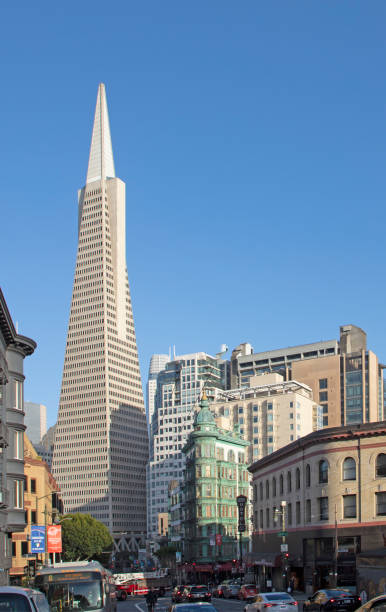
[172,586,189,603]
[222,583,241,599]
[304,590,361,612]
[355,594,386,612]
[245,591,298,612]
[212,581,231,598]
[183,585,212,602]
[239,584,259,601]
[0,587,50,612]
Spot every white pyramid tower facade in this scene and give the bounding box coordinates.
[52,84,148,544]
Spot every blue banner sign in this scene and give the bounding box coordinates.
[31,526,45,553]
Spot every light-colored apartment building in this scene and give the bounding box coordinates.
[147,352,226,540]
[52,84,148,551]
[212,372,322,464]
[0,288,36,584]
[24,402,46,446]
[249,421,386,596]
[231,325,384,428]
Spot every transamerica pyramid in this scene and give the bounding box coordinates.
[52,84,148,550]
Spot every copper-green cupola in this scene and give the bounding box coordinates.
[194,390,216,428]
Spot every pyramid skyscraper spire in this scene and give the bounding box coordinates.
[86,83,115,184]
[52,85,148,550]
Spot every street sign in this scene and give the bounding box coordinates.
[280,544,288,552]
[278,531,288,537]
[237,495,248,533]
[47,525,62,553]
[31,526,45,553]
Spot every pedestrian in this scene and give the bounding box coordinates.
[145,588,157,612]
[360,589,368,604]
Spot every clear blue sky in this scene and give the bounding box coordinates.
[1,1,386,427]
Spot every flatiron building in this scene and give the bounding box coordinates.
[52,84,148,548]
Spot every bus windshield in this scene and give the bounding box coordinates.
[42,580,103,612]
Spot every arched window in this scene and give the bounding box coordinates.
[266,480,270,499]
[319,459,328,484]
[296,468,301,489]
[279,474,284,494]
[272,477,277,497]
[287,471,292,493]
[306,464,311,487]
[343,457,356,481]
[228,449,235,462]
[259,482,263,499]
[376,454,386,478]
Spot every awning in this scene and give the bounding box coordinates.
[247,552,281,567]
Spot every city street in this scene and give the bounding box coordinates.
[118,595,247,612]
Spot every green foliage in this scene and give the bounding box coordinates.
[61,513,113,562]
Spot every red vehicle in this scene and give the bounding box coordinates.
[114,571,171,600]
[239,584,259,601]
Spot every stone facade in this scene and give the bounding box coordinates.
[249,422,386,593]
[0,288,36,584]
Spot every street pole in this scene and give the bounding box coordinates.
[44,505,48,567]
[281,501,287,592]
[334,504,338,588]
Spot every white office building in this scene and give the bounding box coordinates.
[24,402,47,445]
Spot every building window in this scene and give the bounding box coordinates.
[30,479,36,494]
[260,509,263,529]
[306,499,311,523]
[31,511,36,524]
[12,542,16,557]
[319,391,328,402]
[239,417,244,425]
[376,492,386,516]
[21,541,28,556]
[376,454,386,478]
[14,480,24,509]
[323,415,329,427]
[259,483,263,499]
[279,475,284,494]
[306,464,311,487]
[272,477,277,497]
[266,480,269,499]
[319,378,328,389]
[343,495,357,519]
[287,503,292,526]
[266,508,270,528]
[14,380,23,410]
[296,501,301,524]
[14,430,23,460]
[343,457,356,481]
[319,460,328,484]
[287,471,292,493]
[296,468,301,489]
[318,497,329,521]
[238,407,243,414]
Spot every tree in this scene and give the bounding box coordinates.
[154,545,177,569]
[61,513,113,562]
